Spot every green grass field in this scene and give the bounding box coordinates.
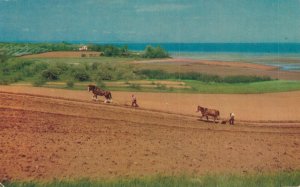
[17,79,300,94]
[5,171,300,187]
[185,80,300,94]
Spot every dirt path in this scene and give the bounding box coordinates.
[0,87,300,181]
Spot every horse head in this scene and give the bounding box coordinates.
[196,105,205,113]
[88,84,96,92]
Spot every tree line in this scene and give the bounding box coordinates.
[0,43,169,58]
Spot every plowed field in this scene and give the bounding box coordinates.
[0,86,299,181]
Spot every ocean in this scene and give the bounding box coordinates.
[116,43,300,71]
[122,43,300,53]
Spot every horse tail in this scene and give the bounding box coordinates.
[109,92,112,100]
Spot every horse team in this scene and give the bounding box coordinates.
[88,84,233,125]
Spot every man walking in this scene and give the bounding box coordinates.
[229,112,235,125]
[131,94,138,107]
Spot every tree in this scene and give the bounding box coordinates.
[121,45,129,56]
[41,67,60,80]
[73,70,89,81]
[0,51,9,64]
[143,45,169,58]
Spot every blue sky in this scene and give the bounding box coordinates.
[0,0,300,43]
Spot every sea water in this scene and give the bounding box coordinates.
[120,43,300,71]
[171,52,300,71]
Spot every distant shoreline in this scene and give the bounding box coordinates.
[2,41,300,53]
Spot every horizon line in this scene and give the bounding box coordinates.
[1,41,300,44]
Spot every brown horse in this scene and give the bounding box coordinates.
[88,85,112,103]
[196,105,220,123]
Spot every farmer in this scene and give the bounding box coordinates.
[229,112,235,125]
[131,94,138,107]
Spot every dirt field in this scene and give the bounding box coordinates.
[2,86,300,121]
[21,51,102,58]
[0,86,300,181]
[133,58,300,80]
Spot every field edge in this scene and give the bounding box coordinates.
[4,171,300,187]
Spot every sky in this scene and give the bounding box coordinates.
[0,0,300,43]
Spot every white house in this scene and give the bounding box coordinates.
[79,45,88,51]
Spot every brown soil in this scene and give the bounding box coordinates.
[134,58,277,70]
[21,51,102,58]
[0,86,299,181]
[133,58,300,80]
[2,86,300,121]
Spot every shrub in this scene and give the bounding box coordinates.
[55,62,69,72]
[137,69,272,83]
[143,45,169,58]
[41,67,60,80]
[4,59,33,77]
[71,66,90,81]
[114,64,137,80]
[0,78,10,85]
[10,73,23,82]
[32,62,49,73]
[103,47,114,57]
[32,77,47,87]
[74,71,89,81]
[0,51,10,63]
[103,45,122,56]
[129,83,141,90]
[137,69,168,79]
[66,80,74,88]
[91,62,99,70]
[222,75,271,83]
[94,64,115,81]
[156,83,167,90]
[96,80,106,88]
